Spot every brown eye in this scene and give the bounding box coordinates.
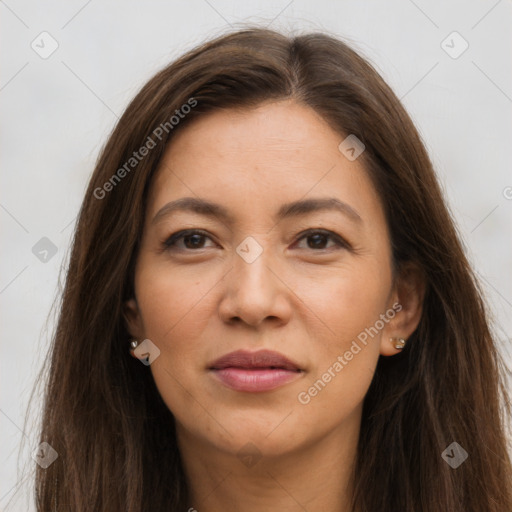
[163,230,216,251]
[305,233,330,249]
[185,233,209,249]
[294,229,350,251]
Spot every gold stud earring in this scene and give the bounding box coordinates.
[390,337,406,350]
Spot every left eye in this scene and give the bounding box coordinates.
[294,230,348,250]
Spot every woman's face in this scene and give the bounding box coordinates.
[125,99,418,460]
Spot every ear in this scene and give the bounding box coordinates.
[123,297,145,340]
[380,262,425,356]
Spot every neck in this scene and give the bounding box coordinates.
[176,410,361,512]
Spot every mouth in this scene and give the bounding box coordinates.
[208,349,304,392]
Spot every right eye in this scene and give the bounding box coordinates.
[162,229,217,251]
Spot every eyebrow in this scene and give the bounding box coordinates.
[151,196,362,226]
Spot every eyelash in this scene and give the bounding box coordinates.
[162,228,351,253]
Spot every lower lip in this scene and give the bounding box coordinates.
[210,367,302,392]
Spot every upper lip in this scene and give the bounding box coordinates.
[208,349,302,372]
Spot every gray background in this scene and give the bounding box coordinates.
[1,0,511,509]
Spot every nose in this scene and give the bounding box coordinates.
[218,245,293,328]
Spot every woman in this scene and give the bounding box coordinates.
[32,27,512,511]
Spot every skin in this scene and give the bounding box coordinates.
[124,99,424,512]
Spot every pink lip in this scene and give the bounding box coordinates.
[211,368,302,392]
[208,349,304,392]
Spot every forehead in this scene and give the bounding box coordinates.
[146,100,384,227]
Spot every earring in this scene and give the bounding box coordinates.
[129,339,138,356]
[390,337,406,350]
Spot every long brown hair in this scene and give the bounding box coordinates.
[27,26,511,511]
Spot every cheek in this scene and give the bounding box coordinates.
[135,260,219,341]
[134,261,223,397]
[294,256,392,350]
[135,266,218,420]
[292,258,392,408]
